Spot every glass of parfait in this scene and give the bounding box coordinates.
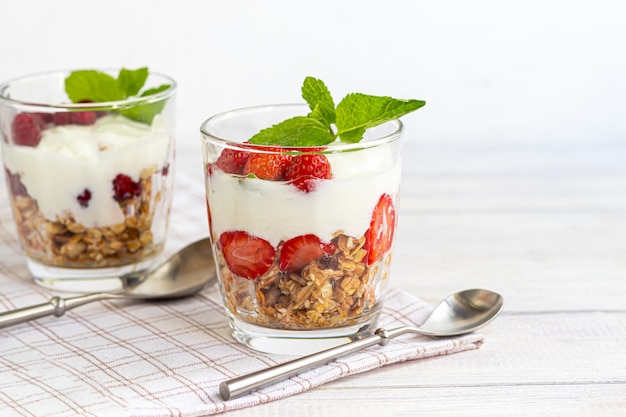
[201,102,406,354]
[0,68,176,292]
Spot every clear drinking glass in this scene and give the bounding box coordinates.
[200,104,403,354]
[0,69,176,292]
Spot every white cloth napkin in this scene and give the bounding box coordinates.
[0,173,484,417]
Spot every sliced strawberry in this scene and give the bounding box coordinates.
[284,154,332,192]
[219,231,275,280]
[244,149,292,180]
[365,194,397,265]
[205,199,214,239]
[11,113,43,147]
[215,148,251,175]
[279,234,334,273]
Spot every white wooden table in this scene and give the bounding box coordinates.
[174,138,626,416]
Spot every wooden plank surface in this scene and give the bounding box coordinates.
[174,139,626,416]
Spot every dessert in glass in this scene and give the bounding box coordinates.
[201,96,421,353]
[0,68,176,292]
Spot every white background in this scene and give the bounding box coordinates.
[1,0,625,153]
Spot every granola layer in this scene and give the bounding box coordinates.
[7,167,163,268]
[219,232,390,330]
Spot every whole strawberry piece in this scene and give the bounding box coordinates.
[365,193,397,265]
[279,234,335,273]
[284,154,332,192]
[244,149,292,180]
[219,231,276,280]
[215,148,250,175]
[112,174,142,201]
[11,113,43,147]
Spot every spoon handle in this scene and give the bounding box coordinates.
[0,293,109,329]
[219,327,414,400]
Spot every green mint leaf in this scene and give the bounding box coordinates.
[140,84,171,97]
[301,76,336,125]
[65,70,123,102]
[337,125,366,143]
[65,68,171,125]
[117,67,148,97]
[248,116,334,146]
[246,77,425,146]
[335,93,426,143]
[120,84,171,124]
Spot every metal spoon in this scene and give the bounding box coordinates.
[0,237,216,329]
[220,288,504,400]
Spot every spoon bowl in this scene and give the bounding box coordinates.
[0,237,216,329]
[123,237,215,299]
[220,288,504,400]
[408,288,504,336]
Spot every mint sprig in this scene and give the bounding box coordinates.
[65,70,124,102]
[117,67,149,97]
[64,67,171,124]
[248,116,332,146]
[249,76,425,146]
[302,77,336,127]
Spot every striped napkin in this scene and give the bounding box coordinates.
[0,172,484,417]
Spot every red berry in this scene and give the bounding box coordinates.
[71,111,97,125]
[219,231,275,280]
[206,200,214,239]
[279,234,334,273]
[215,148,250,175]
[76,188,92,207]
[11,113,43,147]
[161,163,170,176]
[365,194,397,265]
[5,168,28,196]
[244,149,292,180]
[284,154,332,192]
[53,112,73,126]
[78,101,108,119]
[34,112,54,124]
[112,174,142,201]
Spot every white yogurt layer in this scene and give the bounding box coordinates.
[206,145,401,247]
[2,114,170,227]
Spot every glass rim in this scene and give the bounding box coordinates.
[200,103,403,151]
[0,68,177,109]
